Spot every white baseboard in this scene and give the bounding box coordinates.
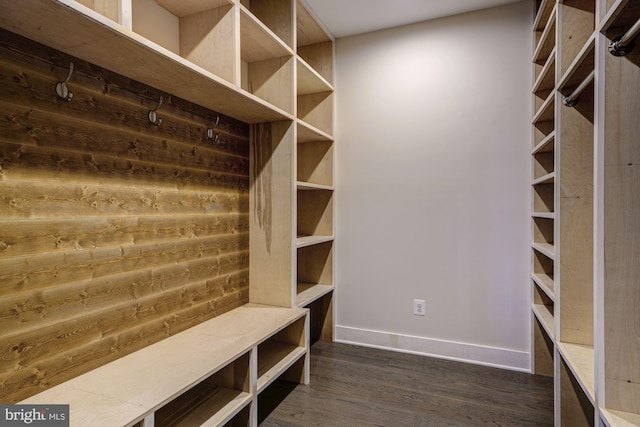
[335,325,531,372]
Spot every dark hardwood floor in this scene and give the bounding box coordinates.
[260,341,553,426]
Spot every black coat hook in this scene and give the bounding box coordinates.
[55,62,74,101]
[148,96,163,126]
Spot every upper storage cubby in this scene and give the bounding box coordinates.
[75,0,122,24]
[296,0,333,84]
[240,2,294,113]
[133,0,236,84]
[241,0,293,48]
[534,6,556,80]
[559,0,595,77]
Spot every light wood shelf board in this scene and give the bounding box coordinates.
[532,91,555,124]
[533,8,557,65]
[532,212,556,219]
[534,0,555,32]
[532,172,555,185]
[240,7,293,62]
[532,304,555,339]
[257,341,307,393]
[296,181,333,191]
[532,131,556,154]
[297,57,333,95]
[532,242,555,259]
[155,386,251,427]
[532,273,555,300]
[296,235,334,248]
[296,283,333,307]
[557,342,596,404]
[21,304,307,427]
[600,408,640,427]
[0,0,292,123]
[156,0,234,17]
[533,47,556,94]
[296,119,333,143]
[558,34,596,92]
[601,0,640,33]
[296,0,332,46]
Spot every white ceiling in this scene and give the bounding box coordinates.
[303,0,524,38]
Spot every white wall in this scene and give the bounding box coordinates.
[334,1,533,370]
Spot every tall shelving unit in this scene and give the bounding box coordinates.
[530,0,640,425]
[0,0,335,421]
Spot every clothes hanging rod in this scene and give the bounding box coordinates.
[609,18,640,56]
[563,70,595,107]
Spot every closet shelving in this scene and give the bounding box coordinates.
[293,0,335,331]
[1,0,336,422]
[532,0,639,425]
[597,0,640,425]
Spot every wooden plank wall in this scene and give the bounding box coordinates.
[0,30,251,403]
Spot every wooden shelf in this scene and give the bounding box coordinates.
[296,0,331,47]
[601,408,640,427]
[558,34,596,94]
[257,341,307,393]
[534,0,555,32]
[532,242,555,259]
[156,0,234,17]
[296,283,333,307]
[532,212,555,219]
[533,8,556,65]
[241,0,293,49]
[533,47,556,96]
[532,131,555,154]
[0,0,291,123]
[558,342,596,404]
[532,272,555,300]
[558,0,595,77]
[532,91,555,125]
[155,386,251,427]
[297,119,333,142]
[601,0,640,34]
[532,172,555,185]
[240,6,293,63]
[532,304,555,339]
[297,57,333,95]
[296,235,333,248]
[297,181,333,191]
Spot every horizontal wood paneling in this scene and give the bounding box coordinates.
[0,31,250,402]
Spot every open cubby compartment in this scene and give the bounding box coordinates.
[240,8,294,113]
[533,280,555,337]
[257,316,308,393]
[533,48,556,112]
[534,7,556,76]
[558,35,595,105]
[533,316,555,376]
[132,0,236,84]
[533,182,555,214]
[75,0,124,24]
[533,140,555,181]
[601,0,640,36]
[297,56,333,97]
[533,216,555,253]
[532,247,555,299]
[558,56,594,348]
[535,0,556,33]
[296,0,333,84]
[297,139,334,188]
[532,91,555,147]
[297,240,333,307]
[240,0,293,48]
[559,0,595,76]
[297,91,333,137]
[600,26,640,419]
[559,346,595,426]
[297,187,333,240]
[154,351,252,427]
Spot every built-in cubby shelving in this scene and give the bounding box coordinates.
[560,356,595,426]
[559,0,595,77]
[297,241,333,307]
[534,8,557,73]
[296,235,334,249]
[558,342,595,404]
[532,282,555,338]
[533,47,556,111]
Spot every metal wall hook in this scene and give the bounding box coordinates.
[207,115,220,142]
[148,96,163,126]
[55,62,74,101]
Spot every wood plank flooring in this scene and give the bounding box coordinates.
[260,341,553,426]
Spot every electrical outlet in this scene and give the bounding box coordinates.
[413,299,425,316]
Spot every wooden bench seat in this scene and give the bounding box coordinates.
[21,304,309,427]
